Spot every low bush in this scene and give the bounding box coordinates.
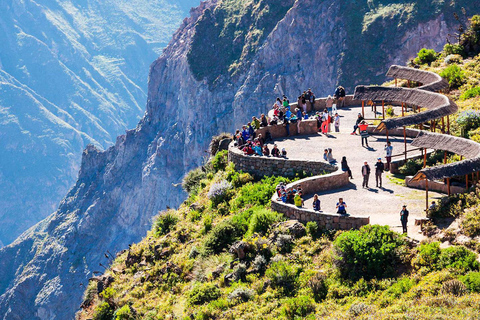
[443,43,465,56]
[207,180,232,206]
[275,234,294,253]
[414,48,438,65]
[308,273,328,302]
[439,64,465,89]
[457,110,480,135]
[386,106,394,117]
[203,220,244,254]
[305,221,319,238]
[182,168,206,194]
[460,272,480,293]
[413,241,441,271]
[211,150,228,173]
[247,208,283,236]
[266,261,299,295]
[154,211,178,237]
[227,287,255,303]
[252,255,267,273]
[333,225,407,281]
[92,302,114,320]
[348,302,372,318]
[188,283,221,305]
[437,246,480,272]
[282,295,315,319]
[461,207,480,238]
[444,54,463,65]
[113,305,133,320]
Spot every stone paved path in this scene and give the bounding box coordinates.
[272,105,442,240]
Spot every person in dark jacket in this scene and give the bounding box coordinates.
[351,113,364,135]
[374,158,385,188]
[312,194,321,211]
[271,144,280,157]
[361,161,371,188]
[400,205,409,233]
[341,156,353,179]
[334,86,346,107]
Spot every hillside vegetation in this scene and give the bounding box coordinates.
[77,150,480,320]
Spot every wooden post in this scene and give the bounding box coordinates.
[424,148,427,168]
[402,103,405,117]
[442,117,445,134]
[362,100,365,118]
[404,126,407,161]
[447,115,450,134]
[395,78,397,87]
[426,179,429,212]
[466,174,469,190]
[386,128,389,143]
[408,80,411,88]
[382,100,385,119]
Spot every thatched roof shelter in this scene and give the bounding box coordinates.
[353,86,457,131]
[386,65,449,92]
[410,131,480,181]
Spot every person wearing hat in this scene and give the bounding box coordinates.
[400,205,409,234]
[374,157,385,188]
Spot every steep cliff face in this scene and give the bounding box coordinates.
[0,0,199,246]
[0,0,477,319]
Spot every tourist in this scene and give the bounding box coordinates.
[361,161,371,188]
[272,144,280,157]
[287,190,295,204]
[301,95,307,113]
[313,194,321,211]
[296,108,303,133]
[260,114,268,127]
[385,141,393,171]
[429,201,436,211]
[294,191,304,208]
[327,148,336,164]
[334,85,346,107]
[375,157,385,188]
[321,109,329,134]
[303,111,309,120]
[336,198,347,214]
[351,113,364,135]
[281,148,287,157]
[359,121,369,148]
[334,112,340,132]
[341,156,353,179]
[281,191,287,203]
[284,120,290,136]
[253,143,263,156]
[252,116,261,130]
[241,125,250,141]
[316,112,322,130]
[323,149,328,161]
[256,134,265,146]
[262,144,270,156]
[243,143,254,155]
[276,97,282,108]
[400,205,409,234]
[326,95,334,110]
[248,122,255,139]
[282,97,289,108]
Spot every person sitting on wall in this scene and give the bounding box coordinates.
[276,97,282,108]
[281,191,287,203]
[336,198,347,215]
[281,148,287,158]
[253,142,263,156]
[252,116,261,130]
[323,149,329,162]
[262,144,270,156]
[271,144,281,157]
[260,113,268,127]
[235,133,245,148]
[286,190,295,204]
[308,88,316,106]
[341,156,353,179]
[351,113,364,135]
[294,191,304,208]
[282,97,289,108]
[334,85,346,107]
[256,134,265,147]
[242,142,254,155]
[313,194,321,211]
[327,148,336,164]
[303,111,309,120]
[248,122,256,139]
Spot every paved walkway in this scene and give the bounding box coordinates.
[272,105,442,239]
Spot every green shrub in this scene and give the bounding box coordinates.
[227,287,255,303]
[333,225,407,281]
[438,246,480,272]
[93,302,114,320]
[266,261,299,295]
[114,305,133,320]
[439,64,465,89]
[188,283,221,305]
[413,242,441,271]
[444,54,463,65]
[308,273,328,302]
[246,208,283,236]
[282,295,315,319]
[443,43,465,56]
[348,303,372,317]
[460,86,480,100]
[203,219,243,254]
[461,207,480,238]
[211,150,228,173]
[460,272,480,293]
[207,180,232,206]
[182,168,206,194]
[414,48,437,65]
[386,106,394,117]
[383,277,414,299]
[226,164,254,188]
[305,222,319,238]
[457,110,480,135]
[154,211,178,237]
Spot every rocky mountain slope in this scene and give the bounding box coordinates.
[1,0,479,319]
[0,0,199,246]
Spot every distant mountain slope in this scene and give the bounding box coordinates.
[0,0,200,246]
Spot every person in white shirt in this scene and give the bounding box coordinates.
[385,141,393,171]
[334,113,340,132]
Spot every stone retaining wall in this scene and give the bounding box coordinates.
[228,144,336,178]
[271,171,369,230]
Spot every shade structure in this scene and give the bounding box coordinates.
[386,65,449,92]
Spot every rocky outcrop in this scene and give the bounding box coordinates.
[0,0,476,319]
